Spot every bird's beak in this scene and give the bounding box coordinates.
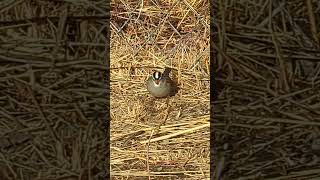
[155,80,160,85]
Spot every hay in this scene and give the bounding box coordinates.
[0,1,107,179]
[110,0,210,179]
[213,0,320,179]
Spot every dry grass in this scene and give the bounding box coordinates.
[110,0,210,179]
[213,0,320,179]
[0,1,107,179]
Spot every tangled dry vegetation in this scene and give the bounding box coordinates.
[0,0,108,179]
[110,0,210,179]
[213,0,320,179]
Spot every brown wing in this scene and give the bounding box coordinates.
[162,67,172,78]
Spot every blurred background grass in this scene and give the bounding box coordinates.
[212,0,320,179]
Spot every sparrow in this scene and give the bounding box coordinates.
[146,67,177,98]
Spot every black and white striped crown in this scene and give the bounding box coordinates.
[152,71,162,80]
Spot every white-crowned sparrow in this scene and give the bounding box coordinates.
[146,67,177,98]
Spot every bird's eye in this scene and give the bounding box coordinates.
[153,71,162,80]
